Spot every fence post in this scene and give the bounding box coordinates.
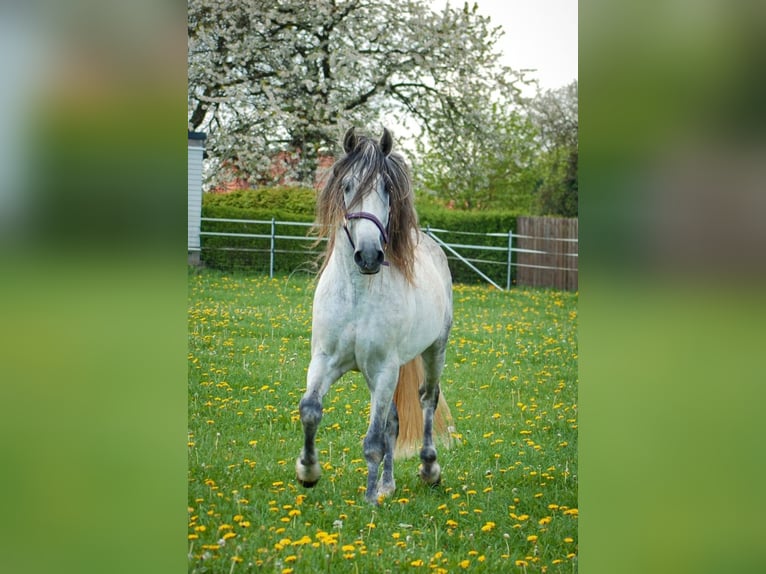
[506,229,513,290]
[269,217,276,278]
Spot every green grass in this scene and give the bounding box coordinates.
[188,267,578,573]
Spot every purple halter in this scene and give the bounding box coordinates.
[343,211,391,266]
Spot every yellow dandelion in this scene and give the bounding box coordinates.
[459,559,470,568]
[515,559,528,567]
[291,536,312,546]
[527,535,538,542]
[410,559,424,567]
[481,521,496,532]
[285,555,297,563]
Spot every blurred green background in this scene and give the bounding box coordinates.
[580,1,766,573]
[0,2,187,573]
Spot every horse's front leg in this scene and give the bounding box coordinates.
[363,363,400,504]
[296,353,342,488]
[378,399,399,498]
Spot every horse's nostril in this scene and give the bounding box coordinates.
[354,249,382,272]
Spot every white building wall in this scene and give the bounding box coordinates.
[187,137,204,252]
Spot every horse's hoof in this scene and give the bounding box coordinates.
[376,481,396,499]
[296,458,321,487]
[297,477,319,488]
[418,462,441,486]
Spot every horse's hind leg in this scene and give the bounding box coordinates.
[419,343,447,485]
[296,353,341,488]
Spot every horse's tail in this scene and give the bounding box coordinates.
[393,355,455,459]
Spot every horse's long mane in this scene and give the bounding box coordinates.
[315,130,418,283]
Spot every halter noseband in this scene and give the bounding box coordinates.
[343,211,391,266]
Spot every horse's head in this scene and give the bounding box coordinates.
[339,128,394,274]
[317,127,417,280]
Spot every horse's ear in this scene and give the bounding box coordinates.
[343,128,357,153]
[380,128,393,156]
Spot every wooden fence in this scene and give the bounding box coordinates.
[516,217,578,291]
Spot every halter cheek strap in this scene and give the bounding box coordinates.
[343,211,391,266]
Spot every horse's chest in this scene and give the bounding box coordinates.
[313,284,405,360]
[315,303,397,345]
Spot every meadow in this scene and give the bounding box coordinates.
[188,268,578,573]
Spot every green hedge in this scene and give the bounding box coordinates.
[203,186,316,217]
[200,187,519,286]
[200,194,322,273]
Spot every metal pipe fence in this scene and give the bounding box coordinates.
[196,217,578,290]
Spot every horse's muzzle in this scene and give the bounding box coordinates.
[354,248,385,274]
